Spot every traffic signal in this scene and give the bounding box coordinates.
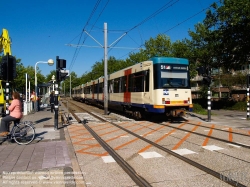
[0,55,16,81]
[56,58,66,69]
[0,60,7,80]
[56,68,69,81]
[247,74,250,87]
[56,56,67,82]
[196,66,205,76]
[8,56,16,81]
[203,76,212,86]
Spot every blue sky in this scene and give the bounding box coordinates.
[1,0,217,78]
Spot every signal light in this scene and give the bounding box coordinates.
[0,55,16,81]
[196,66,205,76]
[203,76,212,86]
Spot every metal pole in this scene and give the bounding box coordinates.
[247,87,250,120]
[29,80,30,101]
[6,53,10,115]
[54,83,59,130]
[104,22,108,115]
[25,73,28,102]
[70,74,71,98]
[54,56,59,130]
[35,62,38,112]
[208,87,211,122]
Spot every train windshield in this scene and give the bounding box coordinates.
[153,64,190,89]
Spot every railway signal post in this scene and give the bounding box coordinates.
[203,67,212,122]
[247,75,250,120]
[0,53,16,116]
[55,56,68,130]
[196,65,212,122]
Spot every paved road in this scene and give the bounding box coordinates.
[187,109,250,130]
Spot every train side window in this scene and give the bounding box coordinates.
[114,78,119,93]
[99,82,103,93]
[145,70,149,92]
[95,84,98,93]
[120,76,127,92]
[128,74,134,92]
[109,80,114,93]
[133,72,144,92]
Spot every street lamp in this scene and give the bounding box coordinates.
[35,59,54,111]
[51,75,55,91]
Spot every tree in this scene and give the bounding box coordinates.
[189,0,250,69]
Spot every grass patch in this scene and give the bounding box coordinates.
[224,101,246,111]
[192,103,207,115]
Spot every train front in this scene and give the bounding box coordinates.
[151,57,193,117]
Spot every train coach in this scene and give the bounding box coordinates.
[72,84,85,102]
[77,56,193,119]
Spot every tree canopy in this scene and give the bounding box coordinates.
[1,0,249,95]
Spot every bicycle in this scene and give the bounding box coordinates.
[0,119,36,145]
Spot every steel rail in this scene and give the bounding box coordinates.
[186,121,250,137]
[163,122,250,149]
[66,99,247,187]
[67,102,152,187]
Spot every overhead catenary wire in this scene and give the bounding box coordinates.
[68,0,110,72]
[69,0,219,78]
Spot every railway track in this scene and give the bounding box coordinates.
[62,99,249,187]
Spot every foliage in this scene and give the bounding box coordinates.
[192,103,207,115]
[189,0,250,69]
[224,101,246,111]
[3,0,250,97]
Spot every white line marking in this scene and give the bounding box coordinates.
[202,145,224,151]
[172,148,197,155]
[139,151,164,159]
[102,156,116,163]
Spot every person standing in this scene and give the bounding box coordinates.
[30,91,37,112]
[0,92,23,136]
[50,91,55,113]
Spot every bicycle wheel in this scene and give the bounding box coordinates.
[13,123,35,145]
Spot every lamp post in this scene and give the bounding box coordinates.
[35,59,54,111]
[51,75,55,91]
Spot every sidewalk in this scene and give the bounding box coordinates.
[187,109,250,130]
[0,105,84,187]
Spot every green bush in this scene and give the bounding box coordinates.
[193,103,207,115]
[225,101,246,111]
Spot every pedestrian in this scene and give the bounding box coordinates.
[30,90,37,112]
[0,92,23,136]
[50,91,55,113]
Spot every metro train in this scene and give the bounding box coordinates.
[72,84,85,102]
[72,56,193,119]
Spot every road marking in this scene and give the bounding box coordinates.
[202,145,224,151]
[172,122,201,150]
[114,125,165,152]
[139,151,164,159]
[229,127,233,142]
[172,148,197,155]
[102,156,116,163]
[138,122,187,153]
[202,124,215,146]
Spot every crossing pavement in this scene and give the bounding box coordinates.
[0,103,249,187]
[187,109,250,130]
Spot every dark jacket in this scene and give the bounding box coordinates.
[50,94,54,104]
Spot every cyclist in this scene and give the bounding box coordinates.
[0,92,23,137]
